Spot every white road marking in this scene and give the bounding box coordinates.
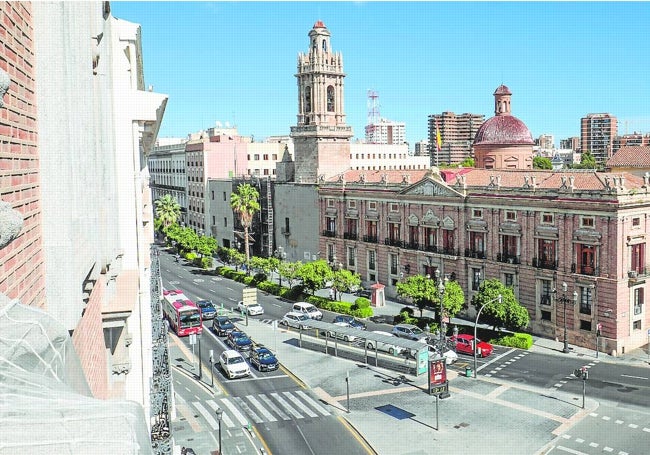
[575,438,584,443]
[296,390,330,416]
[603,447,613,452]
[284,391,317,418]
[621,374,648,380]
[556,445,587,454]
[615,420,624,424]
[220,398,250,426]
[193,401,219,430]
[205,399,235,428]
[232,396,263,423]
[602,416,611,421]
[246,395,278,422]
[259,394,290,420]
[477,348,514,372]
[271,392,303,419]
[589,442,599,448]
[628,423,638,429]
[561,434,571,439]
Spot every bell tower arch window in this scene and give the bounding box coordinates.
[305,87,311,113]
[322,39,327,52]
[327,86,335,112]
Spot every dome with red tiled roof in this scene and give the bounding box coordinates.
[494,84,511,95]
[474,115,534,145]
[313,20,326,28]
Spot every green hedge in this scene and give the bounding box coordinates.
[490,332,533,349]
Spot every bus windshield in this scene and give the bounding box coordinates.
[180,310,201,328]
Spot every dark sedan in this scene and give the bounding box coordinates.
[249,346,279,371]
[332,314,367,330]
[226,331,253,352]
[212,316,235,336]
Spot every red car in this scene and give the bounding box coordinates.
[450,334,493,357]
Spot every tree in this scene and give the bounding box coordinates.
[396,275,465,318]
[196,235,217,258]
[331,268,362,299]
[473,279,530,331]
[533,156,553,170]
[296,260,333,295]
[230,183,260,273]
[459,157,475,168]
[279,260,302,289]
[154,194,181,232]
[571,150,598,169]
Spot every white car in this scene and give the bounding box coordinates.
[408,344,458,365]
[327,321,359,342]
[365,330,404,356]
[237,300,264,316]
[219,349,251,379]
[280,311,310,329]
[291,302,323,320]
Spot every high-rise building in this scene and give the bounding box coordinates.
[560,136,580,151]
[365,118,406,145]
[427,112,484,166]
[580,113,618,163]
[414,140,429,156]
[612,133,650,155]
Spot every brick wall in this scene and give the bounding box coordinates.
[0,1,46,308]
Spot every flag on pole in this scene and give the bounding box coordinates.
[435,119,442,152]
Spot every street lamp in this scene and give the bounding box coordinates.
[215,406,223,454]
[274,247,286,287]
[474,294,502,378]
[557,282,579,353]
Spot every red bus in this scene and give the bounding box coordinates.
[162,289,203,337]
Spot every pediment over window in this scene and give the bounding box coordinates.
[499,222,521,234]
[441,216,455,230]
[421,210,441,227]
[407,214,419,226]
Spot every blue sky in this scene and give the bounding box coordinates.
[111,1,650,148]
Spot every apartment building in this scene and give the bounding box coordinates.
[612,133,650,155]
[150,138,188,223]
[427,112,485,166]
[580,113,618,163]
[365,118,407,145]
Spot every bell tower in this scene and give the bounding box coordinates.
[290,21,352,183]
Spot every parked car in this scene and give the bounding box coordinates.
[450,334,493,357]
[196,299,216,320]
[237,300,264,316]
[407,344,458,365]
[218,349,250,379]
[292,302,323,320]
[226,331,253,352]
[365,330,404,355]
[333,314,367,330]
[280,311,311,329]
[212,316,235,336]
[392,323,429,342]
[327,321,360,342]
[249,346,279,371]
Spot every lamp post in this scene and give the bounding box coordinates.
[474,294,502,378]
[216,406,223,454]
[274,247,286,287]
[557,282,579,353]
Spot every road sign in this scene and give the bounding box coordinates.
[242,287,257,305]
[189,333,197,345]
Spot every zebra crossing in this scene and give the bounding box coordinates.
[193,390,332,429]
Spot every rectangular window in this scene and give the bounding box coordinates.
[223,192,227,201]
[365,221,378,243]
[505,211,516,221]
[537,239,556,269]
[368,201,377,211]
[634,288,644,315]
[424,227,437,251]
[472,268,481,291]
[368,250,376,271]
[347,200,357,209]
[272,154,278,161]
[631,243,645,274]
[390,203,399,212]
[540,279,552,305]
[390,254,399,275]
[633,320,641,330]
[501,235,518,261]
[223,217,227,227]
[263,154,269,160]
[254,154,260,160]
[579,286,593,314]
[504,273,514,287]
[348,246,355,267]
[284,217,290,234]
[211,190,214,200]
[542,213,554,224]
[577,244,596,275]
[212,216,216,225]
[541,310,552,321]
[327,244,334,263]
[469,232,485,255]
[443,229,454,253]
[580,320,592,331]
[388,222,400,243]
[327,198,335,208]
[409,225,419,248]
[580,216,595,228]
[326,217,336,235]
[472,209,482,218]
[632,217,640,227]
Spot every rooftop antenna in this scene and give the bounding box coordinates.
[367,90,380,125]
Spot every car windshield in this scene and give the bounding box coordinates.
[228,356,244,364]
[198,301,212,309]
[298,314,308,321]
[258,351,273,360]
[410,327,424,335]
[306,307,318,313]
[234,334,249,342]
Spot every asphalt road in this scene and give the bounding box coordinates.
[160,250,372,455]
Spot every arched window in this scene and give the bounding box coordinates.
[322,40,327,52]
[327,85,335,112]
[305,87,311,113]
[312,39,317,52]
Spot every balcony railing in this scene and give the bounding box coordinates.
[344,232,358,240]
[497,253,520,264]
[322,230,336,238]
[405,241,420,250]
[384,237,404,248]
[532,257,558,270]
[465,248,486,259]
[441,247,459,256]
[424,245,438,253]
[363,235,378,243]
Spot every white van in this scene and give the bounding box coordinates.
[292,302,323,320]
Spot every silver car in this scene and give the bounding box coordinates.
[280,311,310,329]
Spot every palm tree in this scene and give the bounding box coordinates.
[154,194,181,232]
[230,183,260,272]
